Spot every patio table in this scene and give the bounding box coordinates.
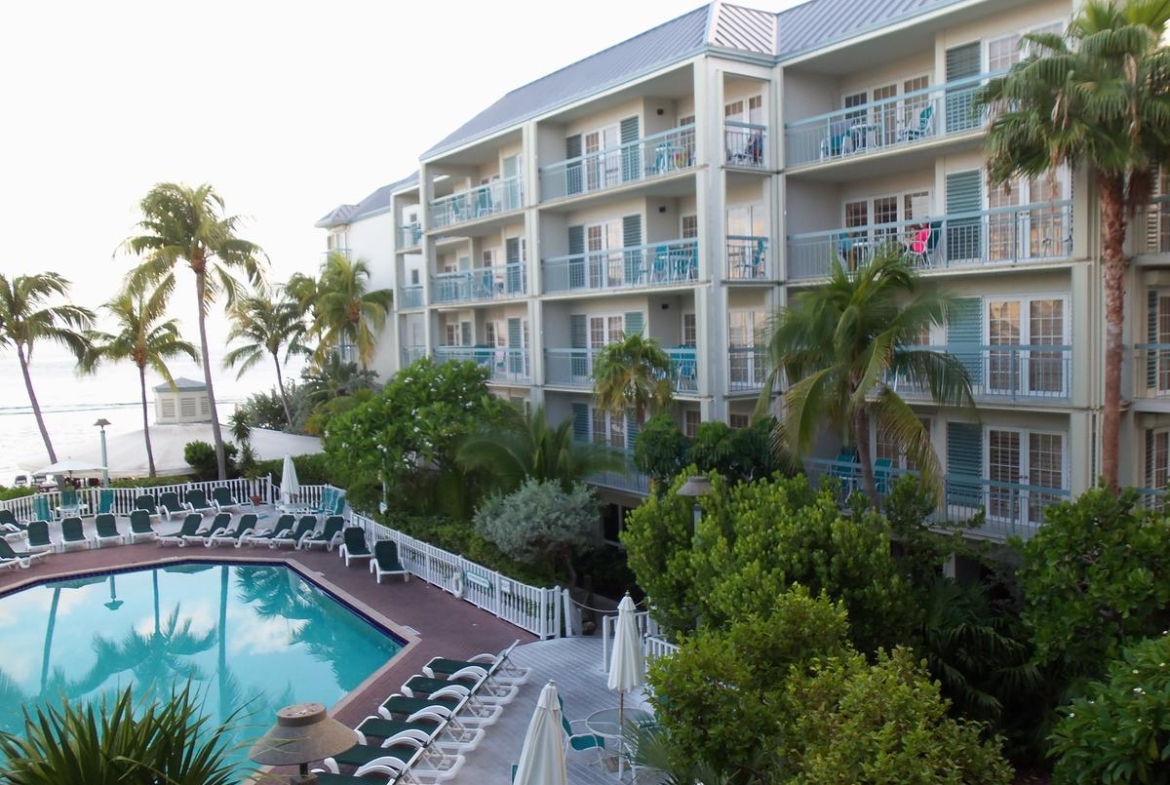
[585,708,653,778]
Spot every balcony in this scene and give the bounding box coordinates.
[889,345,1072,402]
[544,346,698,395]
[1136,344,1170,399]
[543,239,698,295]
[401,346,427,367]
[398,285,424,310]
[726,236,769,280]
[787,201,1073,281]
[433,346,532,385]
[729,347,768,392]
[1134,196,1170,254]
[431,263,528,305]
[801,456,1068,540]
[785,73,995,169]
[398,223,422,249]
[590,460,651,496]
[539,124,696,202]
[724,122,767,169]
[429,177,523,231]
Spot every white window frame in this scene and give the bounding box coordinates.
[984,425,1068,526]
[984,293,1070,397]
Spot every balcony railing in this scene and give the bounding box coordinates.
[544,346,698,394]
[1134,195,1170,254]
[729,347,768,392]
[543,239,698,294]
[725,122,767,168]
[430,176,523,230]
[399,285,424,309]
[431,263,528,305]
[801,456,1068,540]
[398,223,422,248]
[1136,344,1170,398]
[539,124,697,202]
[787,201,1073,280]
[889,344,1072,401]
[726,236,769,280]
[433,346,531,384]
[401,346,427,366]
[590,460,651,496]
[1137,487,1168,512]
[785,72,998,168]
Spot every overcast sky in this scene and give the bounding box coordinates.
[0,0,799,350]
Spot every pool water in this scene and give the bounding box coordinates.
[0,563,403,764]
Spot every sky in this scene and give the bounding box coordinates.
[0,0,801,352]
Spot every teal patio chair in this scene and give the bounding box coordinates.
[32,496,52,523]
[96,488,115,515]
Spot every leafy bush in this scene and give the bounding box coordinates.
[0,485,36,501]
[634,413,691,486]
[183,440,238,481]
[1049,633,1170,785]
[111,474,194,488]
[784,646,1014,785]
[240,384,298,430]
[252,452,335,487]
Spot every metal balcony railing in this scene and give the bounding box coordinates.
[398,223,422,248]
[1136,344,1170,398]
[543,239,698,294]
[431,263,527,305]
[787,201,1073,280]
[784,72,998,168]
[544,346,697,394]
[725,122,767,168]
[433,346,531,384]
[729,347,768,392]
[888,344,1072,401]
[398,285,424,309]
[401,346,427,366]
[539,124,696,202]
[726,236,769,280]
[429,176,523,230]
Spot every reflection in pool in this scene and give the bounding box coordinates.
[0,563,403,766]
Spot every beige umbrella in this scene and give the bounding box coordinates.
[513,680,569,785]
[607,592,646,728]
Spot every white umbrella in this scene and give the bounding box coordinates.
[34,458,105,476]
[280,454,300,506]
[607,592,646,729]
[513,680,568,785]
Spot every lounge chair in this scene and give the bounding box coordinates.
[422,640,530,686]
[322,734,463,782]
[269,515,317,549]
[32,496,52,523]
[127,510,158,543]
[158,492,185,521]
[190,512,231,545]
[25,520,53,554]
[95,488,115,515]
[354,709,483,750]
[158,513,203,547]
[300,515,345,551]
[0,538,50,569]
[0,509,25,539]
[400,673,516,706]
[208,513,258,548]
[57,517,89,552]
[338,526,373,567]
[379,688,502,727]
[58,487,83,518]
[371,540,410,584]
[244,514,295,547]
[184,489,216,515]
[211,486,247,513]
[134,494,161,519]
[90,513,125,548]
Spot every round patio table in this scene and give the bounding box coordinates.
[585,708,653,777]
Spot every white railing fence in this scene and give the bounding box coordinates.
[0,477,275,520]
[599,608,664,671]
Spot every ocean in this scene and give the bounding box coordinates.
[0,353,305,485]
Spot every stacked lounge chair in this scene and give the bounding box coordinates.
[269,515,317,549]
[158,514,203,547]
[301,515,345,551]
[184,489,216,516]
[158,492,186,521]
[208,513,258,548]
[244,514,296,547]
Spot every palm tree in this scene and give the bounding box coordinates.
[81,278,198,477]
[592,332,674,425]
[297,252,392,370]
[0,273,94,464]
[299,353,380,405]
[757,252,976,506]
[223,288,309,425]
[458,403,623,494]
[124,182,265,480]
[979,0,1170,490]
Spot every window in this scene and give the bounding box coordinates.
[684,410,701,438]
[180,398,196,418]
[987,296,1068,395]
[729,413,751,430]
[161,399,175,418]
[1147,429,1169,490]
[591,407,627,449]
[727,203,766,237]
[988,22,1064,72]
[987,427,1065,524]
[410,269,420,286]
[682,313,697,346]
[681,214,698,239]
[585,125,621,190]
[678,114,695,128]
[876,417,931,470]
[729,311,766,388]
[444,323,459,346]
[589,315,625,349]
[725,96,763,124]
[482,249,495,267]
[587,219,623,288]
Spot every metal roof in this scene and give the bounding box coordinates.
[775,0,962,57]
[315,172,419,229]
[711,3,778,55]
[153,377,206,392]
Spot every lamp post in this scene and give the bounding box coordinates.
[676,474,713,529]
[94,418,111,487]
[249,703,356,784]
[104,575,123,611]
[377,444,388,514]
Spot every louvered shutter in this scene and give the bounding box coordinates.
[623,214,643,284]
[946,171,983,263]
[624,311,644,338]
[570,314,588,379]
[566,134,583,196]
[505,237,522,295]
[568,225,586,290]
[946,422,984,507]
[620,116,641,182]
[507,318,523,373]
[626,410,641,452]
[1148,290,1160,391]
[947,297,983,386]
[1146,429,1156,488]
[571,403,590,443]
[945,43,981,132]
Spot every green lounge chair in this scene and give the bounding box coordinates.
[322,736,461,781]
[159,513,203,547]
[0,509,24,536]
[26,520,53,554]
[269,515,317,549]
[338,526,373,567]
[300,515,344,551]
[158,492,185,521]
[208,513,258,548]
[378,688,501,726]
[95,488,116,515]
[211,486,247,513]
[401,670,516,705]
[355,711,483,750]
[422,640,530,685]
[32,496,52,523]
[184,489,215,515]
[90,513,125,547]
[0,537,50,568]
[134,494,160,519]
[191,512,231,545]
[58,517,89,552]
[371,540,410,583]
[58,487,82,517]
[127,510,158,543]
[244,514,295,547]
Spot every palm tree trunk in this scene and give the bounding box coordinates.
[139,364,157,477]
[273,351,292,426]
[153,569,161,635]
[17,342,56,463]
[218,565,229,722]
[854,407,880,507]
[40,588,60,694]
[195,273,227,480]
[1100,176,1127,493]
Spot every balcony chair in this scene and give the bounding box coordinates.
[904,221,942,268]
[820,120,854,159]
[897,104,935,142]
[728,131,764,166]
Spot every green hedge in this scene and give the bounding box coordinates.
[0,486,36,502]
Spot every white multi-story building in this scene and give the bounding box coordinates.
[318,0,1170,540]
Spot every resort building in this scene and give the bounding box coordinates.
[317,0,1169,540]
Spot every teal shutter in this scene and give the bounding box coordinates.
[1145,429,1155,488]
[566,134,583,195]
[946,422,984,507]
[946,171,983,263]
[507,318,523,373]
[620,116,641,182]
[945,43,981,132]
[623,214,643,284]
[572,403,590,443]
[570,314,588,378]
[1148,290,1159,390]
[626,410,641,452]
[624,311,644,338]
[505,237,522,294]
[568,225,586,290]
[947,297,983,386]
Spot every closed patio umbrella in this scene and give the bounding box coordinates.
[607,592,646,729]
[280,454,300,506]
[513,680,568,785]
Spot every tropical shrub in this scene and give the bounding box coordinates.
[632,413,691,487]
[1049,633,1170,785]
[183,440,238,480]
[0,486,35,502]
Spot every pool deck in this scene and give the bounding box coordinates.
[0,515,652,784]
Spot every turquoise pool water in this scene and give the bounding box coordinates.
[0,562,403,764]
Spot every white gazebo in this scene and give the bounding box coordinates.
[154,377,212,424]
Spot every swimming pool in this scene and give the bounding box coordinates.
[0,562,404,760]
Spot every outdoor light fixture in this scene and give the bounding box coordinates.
[248,703,356,785]
[677,475,714,530]
[94,418,111,487]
